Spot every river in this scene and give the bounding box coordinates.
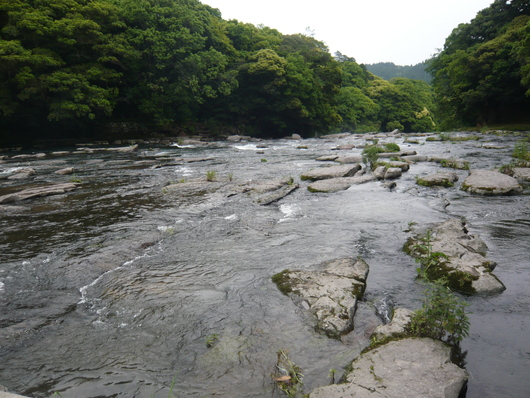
[0,132,529,397]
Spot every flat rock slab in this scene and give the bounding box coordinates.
[301,164,361,181]
[307,174,376,193]
[272,258,369,338]
[0,183,79,204]
[310,338,468,398]
[417,171,458,187]
[461,169,522,195]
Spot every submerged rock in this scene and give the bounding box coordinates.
[310,338,468,398]
[0,183,79,204]
[405,219,505,295]
[461,169,522,195]
[272,258,369,338]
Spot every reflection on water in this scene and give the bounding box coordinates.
[0,133,529,397]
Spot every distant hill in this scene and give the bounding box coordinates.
[365,62,431,83]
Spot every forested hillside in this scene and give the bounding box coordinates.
[428,0,530,129]
[0,0,436,145]
[365,62,431,83]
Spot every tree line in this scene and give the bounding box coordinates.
[0,0,436,145]
[428,0,530,129]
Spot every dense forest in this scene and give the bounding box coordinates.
[0,0,529,145]
[428,0,530,129]
[0,0,435,145]
[365,62,431,83]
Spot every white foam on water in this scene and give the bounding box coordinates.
[278,203,301,223]
[224,214,237,220]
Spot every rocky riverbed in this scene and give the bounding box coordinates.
[0,131,529,397]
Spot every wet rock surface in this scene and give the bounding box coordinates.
[300,164,361,181]
[461,169,522,195]
[405,219,506,295]
[417,171,459,187]
[0,183,79,204]
[310,338,468,398]
[273,258,369,338]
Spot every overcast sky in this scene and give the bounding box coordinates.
[203,0,494,65]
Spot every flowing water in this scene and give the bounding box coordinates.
[0,132,529,397]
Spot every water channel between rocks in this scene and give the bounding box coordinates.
[0,132,529,397]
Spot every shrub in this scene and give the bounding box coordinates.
[384,143,400,152]
[407,280,469,344]
[513,140,530,161]
[206,170,216,181]
[362,145,385,170]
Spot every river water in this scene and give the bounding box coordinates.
[0,132,529,397]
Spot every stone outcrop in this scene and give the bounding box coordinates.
[272,258,369,338]
[310,338,468,398]
[307,174,376,193]
[417,171,459,187]
[461,169,522,195]
[405,219,505,295]
[300,164,361,181]
[0,183,79,204]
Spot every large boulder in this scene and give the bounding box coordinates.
[461,170,522,195]
[300,164,361,181]
[272,258,369,338]
[405,219,505,295]
[310,338,468,398]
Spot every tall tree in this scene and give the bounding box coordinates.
[0,0,127,133]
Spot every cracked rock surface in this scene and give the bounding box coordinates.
[310,338,468,398]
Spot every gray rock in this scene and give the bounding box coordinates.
[307,175,376,193]
[0,183,79,204]
[310,338,468,398]
[226,135,242,142]
[54,167,74,175]
[373,166,386,180]
[513,167,530,184]
[461,169,522,195]
[301,164,361,181]
[272,258,369,338]
[333,155,363,164]
[384,167,402,179]
[332,144,355,150]
[315,155,339,162]
[406,219,505,295]
[431,157,469,170]
[378,150,417,158]
[401,155,429,162]
[417,171,458,187]
[372,307,414,340]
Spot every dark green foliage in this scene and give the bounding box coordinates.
[272,270,294,295]
[362,145,385,170]
[1,0,439,145]
[428,0,530,128]
[407,279,470,344]
[383,143,400,152]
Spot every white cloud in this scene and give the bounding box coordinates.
[203,0,494,65]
